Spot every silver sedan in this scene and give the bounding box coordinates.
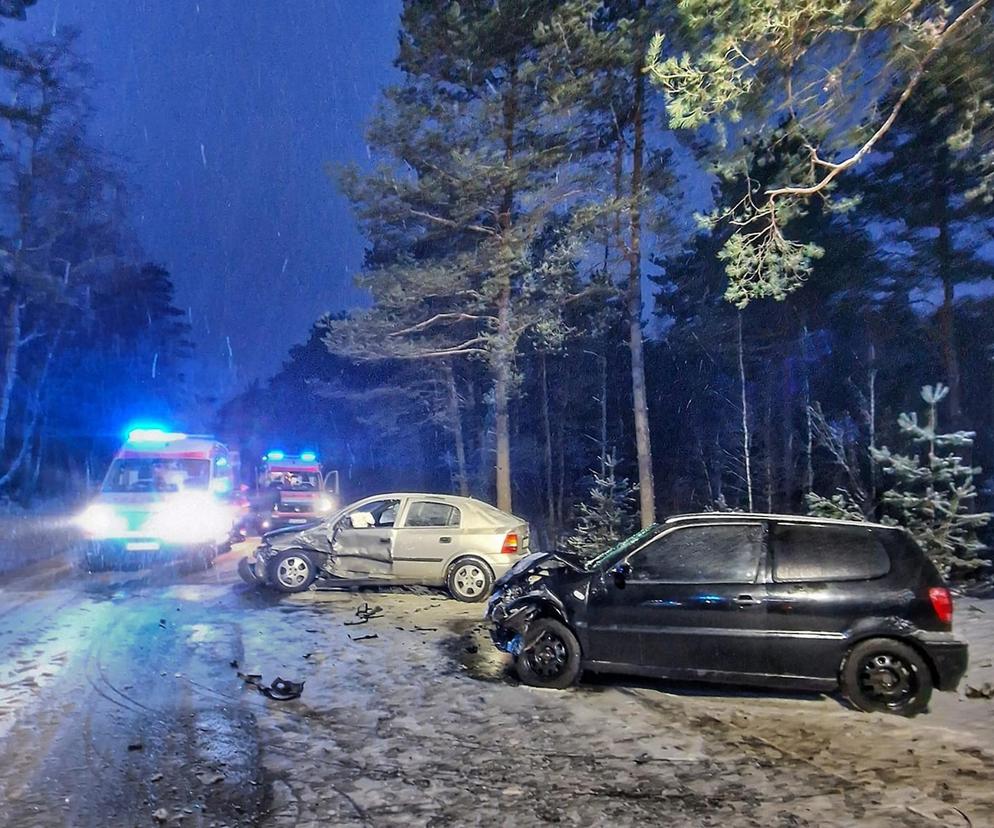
[238,493,530,601]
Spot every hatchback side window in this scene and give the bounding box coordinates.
[629,524,765,583]
[772,524,890,582]
[405,501,460,528]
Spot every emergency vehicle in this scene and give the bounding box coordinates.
[256,450,338,531]
[75,427,237,569]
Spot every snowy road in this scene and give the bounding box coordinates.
[0,540,992,827]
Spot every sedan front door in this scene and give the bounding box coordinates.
[620,522,769,680]
[329,498,403,579]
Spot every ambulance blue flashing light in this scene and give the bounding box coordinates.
[128,427,187,443]
[266,450,285,461]
[300,451,317,462]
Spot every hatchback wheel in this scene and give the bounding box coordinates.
[515,618,582,690]
[447,558,493,602]
[841,638,933,717]
[267,549,317,593]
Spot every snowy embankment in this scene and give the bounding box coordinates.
[0,501,79,576]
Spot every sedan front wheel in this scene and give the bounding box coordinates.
[267,549,317,593]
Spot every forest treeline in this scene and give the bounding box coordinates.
[221,1,994,569]
[0,13,191,499]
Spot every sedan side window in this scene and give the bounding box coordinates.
[772,524,890,582]
[345,499,401,529]
[630,524,765,584]
[405,501,460,528]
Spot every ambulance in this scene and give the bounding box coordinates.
[75,427,237,569]
[256,450,338,531]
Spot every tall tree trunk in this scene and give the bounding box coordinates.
[935,154,963,426]
[491,65,518,514]
[0,299,21,453]
[627,1,655,528]
[780,358,795,509]
[801,324,814,494]
[738,312,754,511]
[540,353,556,525]
[598,349,608,475]
[444,363,469,497]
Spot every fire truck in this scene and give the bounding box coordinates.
[75,427,237,569]
[256,450,339,531]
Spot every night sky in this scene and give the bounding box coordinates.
[15,0,402,388]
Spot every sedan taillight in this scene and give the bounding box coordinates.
[928,586,953,625]
[501,532,519,554]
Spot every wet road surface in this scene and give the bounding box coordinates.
[1,539,993,827]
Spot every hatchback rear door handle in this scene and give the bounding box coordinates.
[734,594,760,606]
[439,536,452,543]
[378,537,391,544]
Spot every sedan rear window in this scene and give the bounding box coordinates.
[773,524,890,582]
[405,501,460,528]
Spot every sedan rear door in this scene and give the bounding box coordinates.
[391,499,463,583]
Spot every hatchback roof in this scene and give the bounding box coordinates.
[663,512,899,532]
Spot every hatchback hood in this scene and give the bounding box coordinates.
[494,549,585,588]
[263,520,331,553]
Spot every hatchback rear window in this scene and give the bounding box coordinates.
[773,524,890,582]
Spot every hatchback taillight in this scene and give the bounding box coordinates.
[928,586,953,625]
[501,532,519,555]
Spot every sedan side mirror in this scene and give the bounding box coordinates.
[610,562,632,588]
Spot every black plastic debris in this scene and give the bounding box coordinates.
[158,618,167,628]
[238,671,263,687]
[349,633,379,642]
[260,677,304,701]
[127,741,144,751]
[965,683,994,699]
[229,658,239,669]
[345,602,384,626]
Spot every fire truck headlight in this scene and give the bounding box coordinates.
[76,505,127,539]
[317,497,333,512]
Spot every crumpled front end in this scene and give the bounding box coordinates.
[486,550,587,655]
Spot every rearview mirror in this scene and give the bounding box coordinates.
[348,511,375,529]
[611,562,632,588]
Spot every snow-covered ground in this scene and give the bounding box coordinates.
[244,589,994,827]
[0,540,992,827]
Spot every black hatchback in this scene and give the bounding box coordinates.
[487,514,968,716]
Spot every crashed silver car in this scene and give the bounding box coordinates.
[238,493,530,601]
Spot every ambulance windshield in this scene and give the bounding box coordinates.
[102,458,211,493]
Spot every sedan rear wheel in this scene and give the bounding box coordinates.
[447,558,493,602]
[268,549,317,593]
[841,638,933,716]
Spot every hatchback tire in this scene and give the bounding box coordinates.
[267,549,317,593]
[515,618,582,690]
[841,638,933,717]
[446,557,493,602]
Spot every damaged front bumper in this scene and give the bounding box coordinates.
[487,586,560,655]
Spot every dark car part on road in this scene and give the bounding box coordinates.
[259,677,304,701]
[487,513,969,717]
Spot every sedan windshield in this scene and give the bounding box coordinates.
[584,524,661,571]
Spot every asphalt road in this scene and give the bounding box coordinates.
[1,539,993,828]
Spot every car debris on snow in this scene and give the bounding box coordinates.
[344,602,383,625]
[259,677,304,701]
[127,741,143,752]
[348,633,379,642]
[965,682,994,699]
[152,807,169,823]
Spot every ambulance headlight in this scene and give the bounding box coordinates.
[76,504,127,539]
[147,495,234,544]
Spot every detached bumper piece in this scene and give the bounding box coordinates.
[238,556,265,585]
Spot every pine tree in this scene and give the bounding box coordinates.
[807,384,991,578]
[566,451,638,557]
[872,384,990,578]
